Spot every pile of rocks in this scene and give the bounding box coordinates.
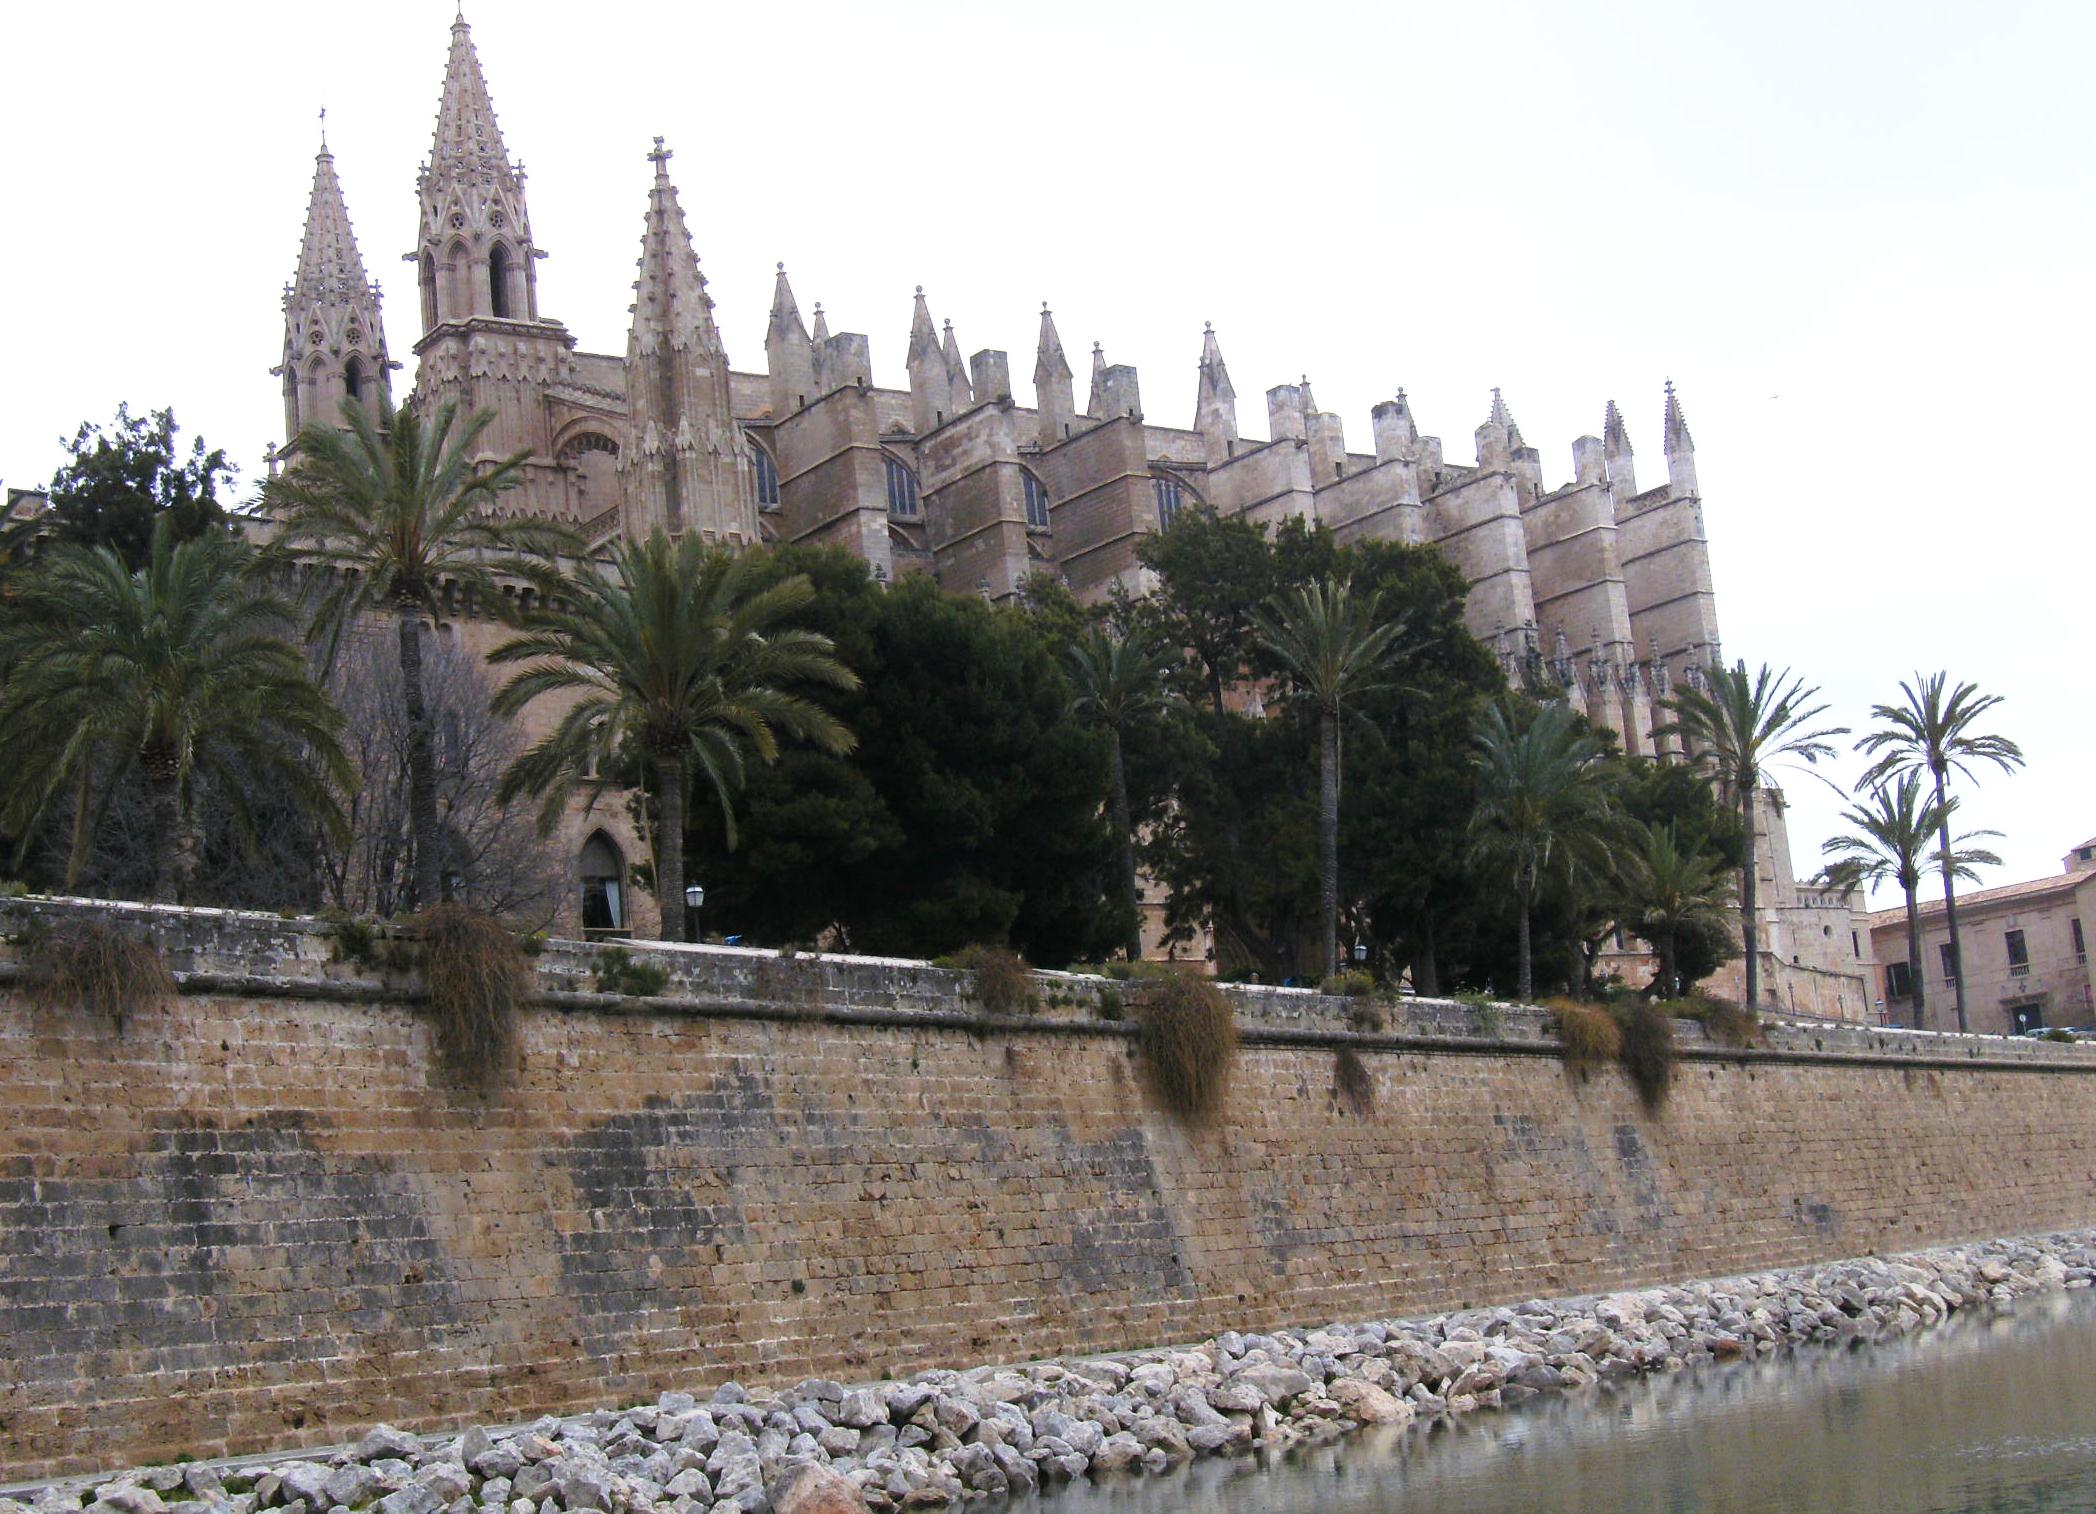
[15,1231,2095,1514]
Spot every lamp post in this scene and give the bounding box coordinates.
[683,883,704,941]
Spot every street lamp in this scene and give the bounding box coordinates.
[1352,942,1369,964]
[683,883,704,941]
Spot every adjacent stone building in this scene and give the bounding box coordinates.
[1867,837,2096,1034]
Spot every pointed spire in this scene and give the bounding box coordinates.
[1603,399,1632,455]
[906,286,951,432]
[766,262,814,417]
[279,140,391,446]
[1035,303,1075,446]
[908,285,939,363]
[294,141,373,305]
[429,10,511,178]
[1488,386,1514,430]
[1035,303,1071,381]
[1194,322,1238,465]
[1086,341,1108,418]
[811,302,830,342]
[769,262,808,341]
[626,138,719,359]
[1196,322,1235,403]
[1663,379,1693,451]
[942,319,971,409]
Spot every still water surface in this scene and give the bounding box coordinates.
[1033,1288,2096,1513]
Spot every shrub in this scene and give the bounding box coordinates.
[1453,988,1493,1008]
[2045,1027,2076,1044]
[1475,1002,1505,1040]
[23,919,174,1031]
[1615,1000,1676,1110]
[1093,986,1125,1021]
[1555,1003,1623,1074]
[948,944,1038,1016]
[327,914,379,968]
[1136,975,1238,1124]
[1675,995,1759,1048]
[1320,970,1375,998]
[594,945,670,998]
[1334,1046,1374,1117]
[419,905,530,1084]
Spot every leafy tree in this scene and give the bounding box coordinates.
[0,519,349,903]
[1659,661,1847,1008]
[44,405,231,570]
[1466,700,1620,1001]
[1066,622,1182,961]
[1604,752,1745,993]
[1138,510,1334,714]
[1613,821,1738,999]
[1856,672,2024,1032]
[1821,773,2000,1031]
[1256,577,1415,979]
[490,531,858,942]
[265,395,572,911]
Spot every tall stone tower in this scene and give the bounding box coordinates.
[274,136,393,452]
[407,12,577,501]
[617,140,756,545]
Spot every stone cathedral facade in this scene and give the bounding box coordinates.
[270,13,1869,1012]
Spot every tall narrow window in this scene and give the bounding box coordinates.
[1940,942,1957,983]
[751,440,780,508]
[1022,471,1051,530]
[579,833,625,934]
[1153,476,1183,528]
[885,455,920,517]
[489,242,513,319]
[1885,961,1913,1000]
[2006,928,2030,975]
[419,251,438,329]
[344,356,364,400]
[2074,918,2086,960]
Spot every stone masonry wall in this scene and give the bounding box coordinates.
[5,900,2096,1482]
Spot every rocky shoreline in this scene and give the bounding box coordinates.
[13,1230,2095,1514]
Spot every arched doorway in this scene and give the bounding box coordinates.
[579,832,626,936]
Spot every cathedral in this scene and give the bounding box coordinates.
[278,12,1726,761]
[271,13,1869,1012]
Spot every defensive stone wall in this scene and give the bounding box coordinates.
[5,898,2096,1481]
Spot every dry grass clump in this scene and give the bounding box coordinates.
[1676,995,1760,1048]
[1136,975,1239,1124]
[1616,1000,1677,1110]
[418,904,531,1084]
[1334,1046,1375,1117]
[948,944,1039,1016]
[1552,1001,1623,1073]
[24,920,174,1031]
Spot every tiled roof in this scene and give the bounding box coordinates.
[1867,865,2096,929]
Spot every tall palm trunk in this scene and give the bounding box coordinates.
[1318,700,1341,980]
[397,603,443,910]
[1658,927,1679,1000]
[141,747,181,905]
[655,750,687,943]
[1931,763,1968,1032]
[1740,787,1761,1008]
[1516,894,1533,1002]
[64,757,96,890]
[1903,881,1926,1031]
[1107,730,1141,962]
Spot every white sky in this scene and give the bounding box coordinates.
[3,0,2090,904]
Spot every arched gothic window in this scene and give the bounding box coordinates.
[885,454,920,517]
[579,832,626,934]
[1022,470,1052,530]
[750,438,781,509]
[488,242,513,319]
[418,250,438,329]
[1152,476,1185,529]
[344,355,364,400]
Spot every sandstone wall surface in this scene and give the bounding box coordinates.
[4,903,2095,1482]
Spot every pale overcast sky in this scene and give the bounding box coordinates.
[2,0,2090,902]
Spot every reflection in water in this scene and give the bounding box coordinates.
[1031,1289,2096,1514]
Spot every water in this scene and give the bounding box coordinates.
[1030,1289,2096,1513]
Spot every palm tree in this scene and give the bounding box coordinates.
[0,519,350,902]
[1467,700,1620,1001]
[1821,773,1999,1031]
[1614,821,1737,1000]
[1253,577,1413,979]
[1066,622,1182,962]
[1856,673,2024,1032]
[263,395,575,910]
[489,531,858,942]
[1659,661,1847,1009]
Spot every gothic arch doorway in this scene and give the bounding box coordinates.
[579,831,626,936]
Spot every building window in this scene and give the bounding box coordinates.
[885,455,920,517]
[579,833,625,935]
[751,440,780,509]
[2073,918,2086,960]
[344,356,363,400]
[2006,928,2030,976]
[1153,476,1184,528]
[1851,930,1860,957]
[1885,961,1913,1001]
[1940,943,1957,984]
[1022,471,1051,530]
[489,242,513,318]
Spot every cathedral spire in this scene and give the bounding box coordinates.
[766,262,814,416]
[1086,341,1108,418]
[1603,398,1631,456]
[276,140,391,449]
[1663,379,1693,451]
[1034,303,1074,445]
[1662,379,1697,497]
[907,286,951,432]
[414,9,541,330]
[620,140,751,542]
[1602,397,1636,497]
[811,302,830,343]
[1194,322,1238,465]
[942,319,972,411]
[1488,386,1515,431]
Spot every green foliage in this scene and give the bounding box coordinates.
[418,904,528,1083]
[945,943,1039,1015]
[327,913,380,967]
[1136,975,1239,1125]
[593,946,669,998]
[1667,995,1760,1048]
[1613,821,1738,999]
[1613,1000,1677,1110]
[1347,998,1389,1034]
[1320,970,1375,997]
[1093,986,1126,1021]
[22,919,175,1031]
[0,518,351,902]
[1474,1001,1505,1040]
[2045,1028,2076,1044]
[1553,1001,1623,1073]
[44,405,230,570]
